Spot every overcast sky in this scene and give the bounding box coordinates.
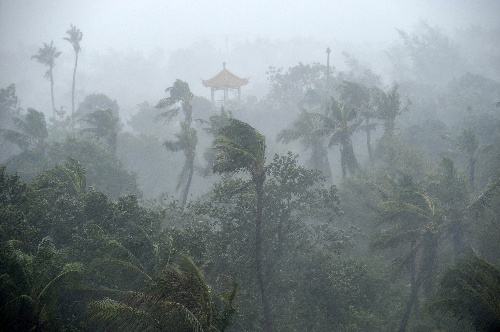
[1,0,499,115]
[1,0,499,54]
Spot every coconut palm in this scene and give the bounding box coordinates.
[156,80,196,208]
[431,255,500,332]
[277,109,332,180]
[372,85,406,139]
[32,41,61,116]
[1,108,48,152]
[318,98,362,178]
[64,24,83,124]
[80,109,120,154]
[212,119,272,332]
[339,81,377,162]
[0,238,82,331]
[89,256,237,332]
[374,176,443,332]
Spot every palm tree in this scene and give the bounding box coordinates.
[80,109,120,154]
[339,81,377,162]
[156,80,196,208]
[0,239,82,331]
[200,106,232,176]
[278,109,332,180]
[64,25,83,125]
[32,41,61,116]
[89,256,237,332]
[374,176,443,332]
[212,119,272,332]
[431,255,500,332]
[1,108,48,152]
[278,88,332,179]
[372,85,406,139]
[319,98,362,178]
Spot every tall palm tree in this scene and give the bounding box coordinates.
[156,80,196,208]
[32,41,61,116]
[64,25,83,125]
[212,119,273,332]
[318,98,362,178]
[277,109,332,180]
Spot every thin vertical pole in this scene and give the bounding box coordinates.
[326,47,331,84]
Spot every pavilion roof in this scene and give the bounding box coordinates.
[203,63,248,89]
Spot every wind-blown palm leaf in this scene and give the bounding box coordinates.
[430,256,500,331]
[213,119,266,175]
[468,177,500,213]
[64,24,83,53]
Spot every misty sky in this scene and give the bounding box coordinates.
[1,0,499,117]
[2,0,499,53]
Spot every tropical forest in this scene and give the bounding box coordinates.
[1,1,500,331]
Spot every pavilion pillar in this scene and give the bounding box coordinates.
[238,87,241,101]
[223,88,227,103]
[211,88,215,103]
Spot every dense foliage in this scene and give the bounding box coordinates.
[1,21,500,332]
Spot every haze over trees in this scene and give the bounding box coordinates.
[1,1,500,331]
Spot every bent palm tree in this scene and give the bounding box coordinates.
[431,255,500,332]
[157,80,196,208]
[278,109,332,181]
[89,256,237,332]
[64,24,83,125]
[1,108,48,152]
[0,239,83,331]
[212,119,273,332]
[80,109,120,154]
[32,41,61,116]
[374,176,443,332]
[319,98,362,178]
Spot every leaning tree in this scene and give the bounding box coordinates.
[156,80,197,208]
[212,118,273,332]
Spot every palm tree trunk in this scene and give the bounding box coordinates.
[366,127,373,162]
[469,156,475,189]
[49,66,56,116]
[340,146,347,179]
[341,139,359,177]
[311,141,332,182]
[71,52,79,126]
[399,279,419,332]
[180,159,194,208]
[451,221,465,261]
[255,174,273,332]
[399,247,419,332]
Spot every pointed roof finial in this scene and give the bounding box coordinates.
[222,62,226,70]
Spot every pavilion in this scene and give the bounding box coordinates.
[203,62,248,104]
